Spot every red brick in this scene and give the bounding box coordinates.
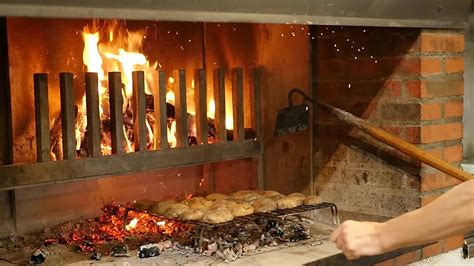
[420,103,442,120]
[384,80,402,97]
[405,127,421,143]
[406,80,421,98]
[445,57,464,73]
[420,57,441,75]
[443,235,464,251]
[444,100,464,118]
[420,33,464,52]
[420,79,464,98]
[442,145,463,163]
[444,175,462,187]
[381,126,403,138]
[380,103,419,121]
[396,58,420,76]
[394,250,421,266]
[422,242,443,258]
[375,259,395,266]
[421,194,441,206]
[421,172,446,192]
[421,148,443,168]
[420,123,463,143]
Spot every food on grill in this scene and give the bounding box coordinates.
[287,192,306,201]
[164,203,189,219]
[252,197,277,213]
[180,209,205,221]
[304,195,322,205]
[202,208,234,224]
[150,200,175,215]
[212,200,237,210]
[205,193,230,201]
[259,190,284,199]
[229,203,254,217]
[232,190,259,199]
[277,196,304,209]
[133,199,154,211]
[189,201,213,211]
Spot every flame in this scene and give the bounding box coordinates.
[207,98,233,130]
[208,99,215,119]
[80,21,158,154]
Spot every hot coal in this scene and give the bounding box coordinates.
[138,243,160,258]
[30,248,49,264]
[111,244,130,257]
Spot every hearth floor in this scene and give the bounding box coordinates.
[48,221,340,265]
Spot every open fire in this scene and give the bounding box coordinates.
[49,20,238,160]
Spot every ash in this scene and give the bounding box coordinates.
[0,206,317,264]
[194,215,311,262]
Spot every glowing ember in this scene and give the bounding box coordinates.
[125,217,139,231]
[53,203,186,253]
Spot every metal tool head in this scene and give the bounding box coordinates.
[274,104,310,137]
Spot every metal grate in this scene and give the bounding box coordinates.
[124,202,339,230]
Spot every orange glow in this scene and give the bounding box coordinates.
[80,21,158,154]
[125,217,139,231]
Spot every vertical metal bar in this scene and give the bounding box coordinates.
[250,67,263,139]
[194,69,208,145]
[174,69,188,147]
[59,72,76,160]
[34,73,50,162]
[213,68,226,143]
[85,72,101,157]
[0,18,15,231]
[108,72,124,154]
[132,71,147,151]
[231,67,244,141]
[0,17,13,165]
[250,67,264,190]
[155,71,168,150]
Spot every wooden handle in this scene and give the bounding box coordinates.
[317,101,473,182]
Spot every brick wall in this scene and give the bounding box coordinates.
[312,27,465,260]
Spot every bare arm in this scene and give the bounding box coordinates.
[331,179,474,259]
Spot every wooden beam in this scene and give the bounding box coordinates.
[108,72,124,154]
[213,68,226,143]
[194,69,207,145]
[59,72,76,160]
[34,73,50,162]
[0,139,261,191]
[231,67,244,141]
[174,69,188,147]
[154,71,168,150]
[85,72,101,157]
[132,71,147,151]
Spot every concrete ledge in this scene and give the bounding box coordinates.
[461,158,474,174]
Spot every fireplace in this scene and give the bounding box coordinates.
[0,0,471,265]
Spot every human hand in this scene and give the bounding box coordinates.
[330,220,385,260]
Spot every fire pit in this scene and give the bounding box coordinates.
[0,1,470,265]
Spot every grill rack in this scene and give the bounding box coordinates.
[123,202,339,231]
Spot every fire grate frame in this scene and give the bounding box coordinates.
[124,202,340,231]
[0,67,264,191]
